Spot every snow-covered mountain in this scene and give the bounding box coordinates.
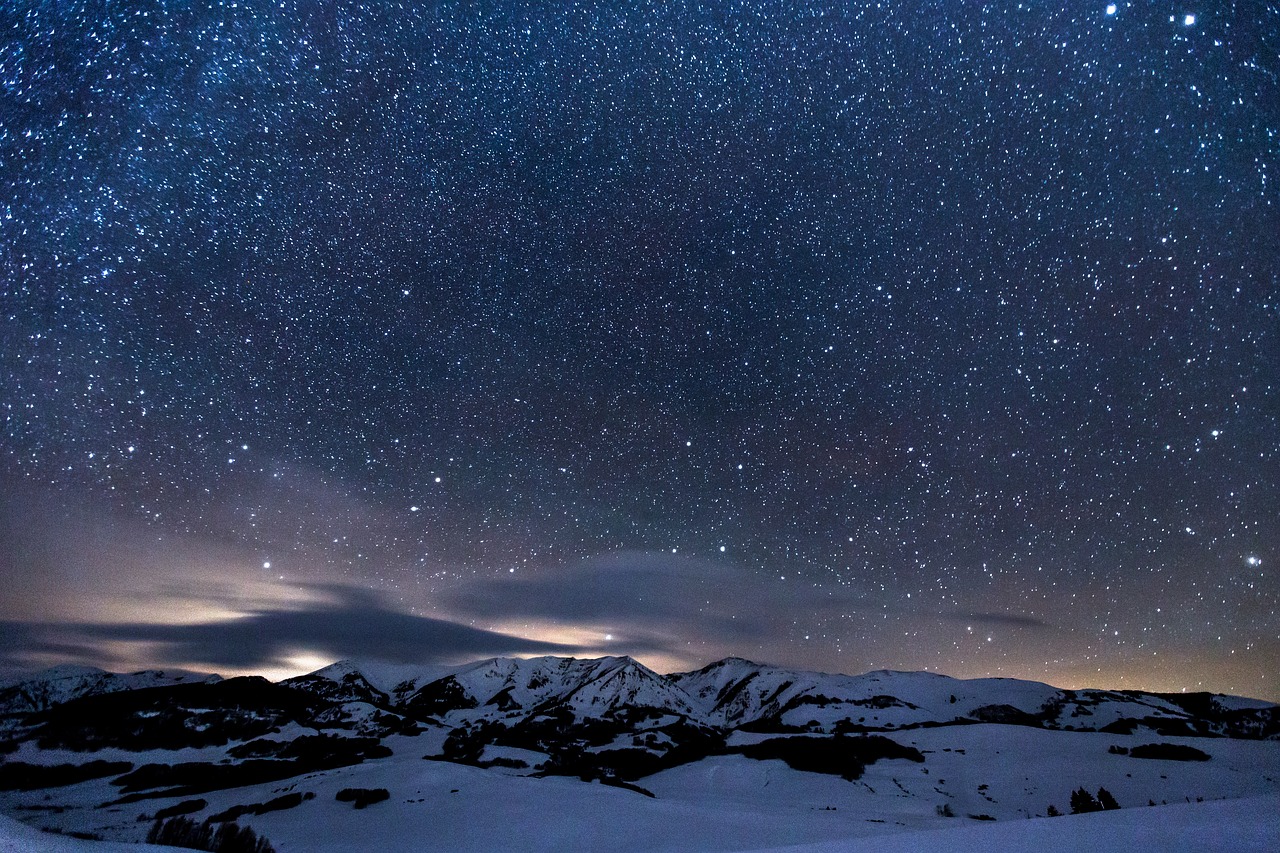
[667,658,1275,737]
[1,656,1277,852]
[402,655,706,724]
[4,656,1276,744]
[0,666,220,724]
[272,654,1280,741]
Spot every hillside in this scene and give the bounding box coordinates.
[0,656,1276,851]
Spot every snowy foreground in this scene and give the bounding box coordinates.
[3,795,1277,853]
[765,795,1280,853]
[4,727,1277,853]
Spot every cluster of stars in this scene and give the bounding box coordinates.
[1,1,1276,697]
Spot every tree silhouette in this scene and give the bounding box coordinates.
[1070,787,1101,814]
[1097,787,1120,810]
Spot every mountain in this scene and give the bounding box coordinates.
[0,666,220,724]
[669,658,1280,739]
[280,662,391,709]
[267,655,1280,742]
[402,655,706,724]
[0,656,1277,851]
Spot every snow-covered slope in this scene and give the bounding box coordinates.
[1,655,1277,852]
[7,725,1277,852]
[0,813,168,852]
[281,662,391,708]
[434,655,705,722]
[293,655,709,726]
[744,795,1280,853]
[669,658,1278,738]
[670,659,1027,728]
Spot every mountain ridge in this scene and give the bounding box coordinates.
[6,655,1276,737]
[1,655,1278,849]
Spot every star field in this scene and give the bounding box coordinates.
[2,1,1277,697]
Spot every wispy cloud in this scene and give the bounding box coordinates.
[0,585,582,674]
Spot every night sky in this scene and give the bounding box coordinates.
[2,1,1277,699]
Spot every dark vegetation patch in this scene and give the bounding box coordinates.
[1069,786,1121,813]
[282,671,388,708]
[1128,743,1211,762]
[110,736,390,801]
[390,679,419,705]
[475,755,528,769]
[146,816,275,853]
[403,676,477,719]
[830,717,976,735]
[209,791,312,822]
[485,687,520,711]
[601,777,655,797]
[707,672,760,713]
[1142,692,1218,718]
[367,710,426,736]
[541,744,695,782]
[1099,717,1202,738]
[777,693,919,717]
[434,716,925,785]
[1144,694,1280,740]
[335,787,389,808]
[447,708,697,758]
[154,798,208,820]
[227,734,390,763]
[0,759,133,790]
[32,678,336,751]
[968,704,1047,727]
[729,735,925,781]
[436,709,726,783]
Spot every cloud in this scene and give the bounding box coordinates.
[440,551,1055,670]
[443,549,847,652]
[1,585,582,674]
[940,611,1050,629]
[0,620,136,675]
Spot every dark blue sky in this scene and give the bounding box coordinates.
[2,1,1277,698]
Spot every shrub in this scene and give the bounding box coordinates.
[146,816,275,853]
[335,787,389,809]
[1070,787,1101,814]
[209,792,308,822]
[1128,743,1211,762]
[732,735,924,782]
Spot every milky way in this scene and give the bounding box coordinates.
[2,2,1277,697]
